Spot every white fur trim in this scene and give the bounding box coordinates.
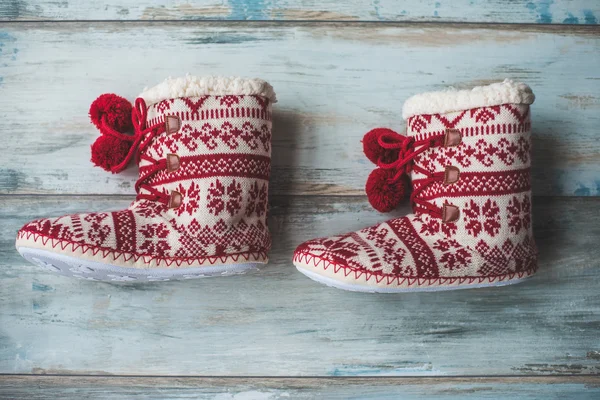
[402,79,534,120]
[139,75,276,106]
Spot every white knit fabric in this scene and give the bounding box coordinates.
[16,77,275,281]
[294,82,537,292]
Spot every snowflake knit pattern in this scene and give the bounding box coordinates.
[16,76,276,281]
[293,80,537,292]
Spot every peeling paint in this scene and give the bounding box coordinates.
[0,0,597,23]
[141,4,230,20]
[330,362,436,376]
[559,94,599,110]
[583,9,598,24]
[534,0,554,24]
[0,31,17,87]
[575,184,592,196]
[563,13,579,24]
[0,169,26,193]
[0,0,27,20]
[32,282,54,292]
[587,351,600,360]
[185,33,273,45]
[311,27,534,47]
[116,7,129,17]
[513,363,600,374]
[228,0,268,20]
[270,9,358,21]
[0,31,17,43]
[372,0,382,20]
[30,367,114,375]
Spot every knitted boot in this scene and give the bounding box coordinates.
[16,76,276,282]
[293,80,537,292]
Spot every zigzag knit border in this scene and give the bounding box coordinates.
[293,251,537,288]
[16,230,268,268]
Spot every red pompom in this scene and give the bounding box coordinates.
[362,128,402,165]
[91,135,132,172]
[89,93,133,133]
[366,168,406,213]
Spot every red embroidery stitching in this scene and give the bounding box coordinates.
[414,168,531,200]
[433,239,472,271]
[175,181,201,216]
[19,230,269,266]
[207,179,243,216]
[507,195,532,234]
[143,153,271,186]
[218,95,240,107]
[139,223,171,256]
[463,198,501,237]
[245,181,268,217]
[388,217,439,278]
[470,106,500,124]
[113,210,136,253]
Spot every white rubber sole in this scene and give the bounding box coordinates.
[18,247,261,282]
[296,266,533,293]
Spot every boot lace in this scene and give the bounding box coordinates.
[376,131,446,219]
[99,98,172,206]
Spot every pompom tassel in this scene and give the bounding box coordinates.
[89,93,133,133]
[91,135,133,173]
[366,168,406,213]
[362,128,402,165]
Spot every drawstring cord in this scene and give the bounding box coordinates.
[99,98,171,206]
[376,131,446,219]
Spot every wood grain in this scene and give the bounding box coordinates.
[1,375,600,399]
[0,1,598,396]
[0,23,599,196]
[1,195,599,376]
[0,0,599,24]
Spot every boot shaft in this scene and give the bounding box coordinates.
[129,76,276,257]
[404,81,535,251]
[138,77,274,208]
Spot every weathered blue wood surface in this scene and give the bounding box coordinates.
[0,0,599,397]
[1,376,600,399]
[0,196,599,376]
[0,0,599,24]
[0,23,599,197]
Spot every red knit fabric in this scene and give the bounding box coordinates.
[90,135,132,172]
[17,92,274,277]
[366,168,405,213]
[362,128,401,165]
[294,88,537,291]
[89,93,133,133]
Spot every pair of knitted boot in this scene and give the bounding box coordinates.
[16,76,536,292]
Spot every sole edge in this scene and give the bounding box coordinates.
[18,247,262,282]
[295,263,534,293]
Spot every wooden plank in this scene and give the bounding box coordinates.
[0,23,599,196]
[1,375,600,399]
[0,0,599,24]
[0,195,599,376]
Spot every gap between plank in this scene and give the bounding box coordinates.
[1,373,600,380]
[0,20,599,34]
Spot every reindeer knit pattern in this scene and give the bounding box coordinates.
[16,77,275,281]
[293,80,537,292]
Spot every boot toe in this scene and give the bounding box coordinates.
[293,222,417,292]
[16,212,111,278]
[16,215,81,253]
